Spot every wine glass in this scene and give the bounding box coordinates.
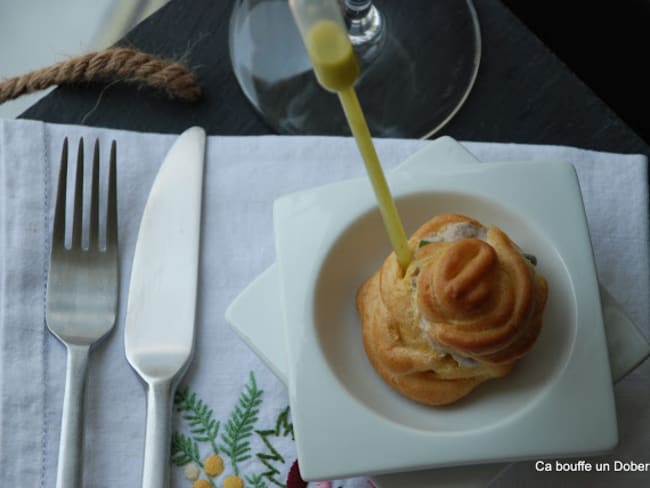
[229,0,481,138]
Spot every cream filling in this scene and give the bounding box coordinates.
[419,316,481,368]
[420,221,487,244]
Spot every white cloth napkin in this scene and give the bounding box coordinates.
[1,119,648,488]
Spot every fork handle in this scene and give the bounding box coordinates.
[56,343,90,488]
[141,379,174,488]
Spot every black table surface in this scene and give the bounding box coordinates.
[20,0,650,160]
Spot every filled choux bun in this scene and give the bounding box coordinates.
[356,214,548,406]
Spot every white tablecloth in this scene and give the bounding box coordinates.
[1,119,648,487]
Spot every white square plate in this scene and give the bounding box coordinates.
[238,137,619,480]
[226,263,649,487]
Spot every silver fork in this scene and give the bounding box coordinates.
[46,138,119,488]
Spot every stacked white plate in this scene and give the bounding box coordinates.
[226,137,649,486]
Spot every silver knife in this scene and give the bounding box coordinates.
[124,126,206,488]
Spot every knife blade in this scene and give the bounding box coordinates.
[124,126,206,488]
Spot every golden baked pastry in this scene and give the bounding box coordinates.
[356,214,548,406]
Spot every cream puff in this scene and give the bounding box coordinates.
[356,214,548,406]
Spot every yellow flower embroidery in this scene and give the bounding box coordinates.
[204,454,225,477]
[184,462,201,481]
[192,480,211,488]
[223,475,244,488]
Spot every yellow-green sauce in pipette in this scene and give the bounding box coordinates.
[305,20,359,91]
[294,5,412,271]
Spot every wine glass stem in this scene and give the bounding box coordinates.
[345,0,373,16]
[343,0,384,48]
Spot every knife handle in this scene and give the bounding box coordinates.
[141,379,174,488]
[56,343,90,488]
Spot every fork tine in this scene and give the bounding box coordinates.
[71,139,84,248]
[106,141,118,249]
[52,138,69,247]
[88,140,100,250]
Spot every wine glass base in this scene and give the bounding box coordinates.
[229,0,481,138]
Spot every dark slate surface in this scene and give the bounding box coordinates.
[20,0,650,158]
[503,0,650,147]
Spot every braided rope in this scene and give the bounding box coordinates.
[0,47,202,103]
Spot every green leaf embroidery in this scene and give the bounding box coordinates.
[171,432,202,467]
[175,387,221,454]
[255,406,294,487]
[220,371,264,475]
[245,473,268,488]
